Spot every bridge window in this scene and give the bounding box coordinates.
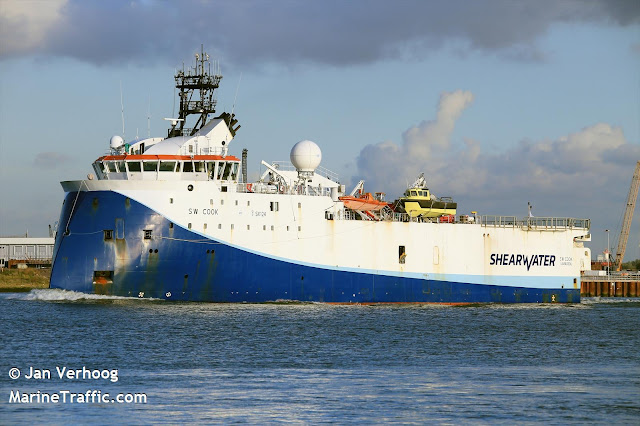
[207,162,216,179]
[143,161,158,172]
[107,162,117,173]
[127,161,141,172]
[230,163,239,181]
[116,161,126,172]
[222,162,233,180]
[183,162,193,172]
[194,161,205,173]
[159,161,176,172]
[217,162,225,180]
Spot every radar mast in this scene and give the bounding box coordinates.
[167,45,224,138]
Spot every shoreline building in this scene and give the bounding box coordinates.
[0,237,55,268]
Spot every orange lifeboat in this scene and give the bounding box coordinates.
[339,192,388,212]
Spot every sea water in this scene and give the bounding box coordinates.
[0,290,638,424]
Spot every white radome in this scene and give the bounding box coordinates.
[290,140,322,173]
[110,135,125,149]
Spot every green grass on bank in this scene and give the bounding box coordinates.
[0,268,50,292]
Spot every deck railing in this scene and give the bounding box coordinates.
[481,216,590,230]
[330,210,590,228]
[269,161,340,183]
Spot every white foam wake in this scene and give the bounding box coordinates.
[2,289,144,301]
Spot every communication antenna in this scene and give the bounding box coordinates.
[147,94,151,138]
[120,81,125,139]
[172,68,177,117]
[228,72,242,133]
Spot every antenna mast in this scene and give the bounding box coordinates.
[167,44,223,138]
[120,81,125,139]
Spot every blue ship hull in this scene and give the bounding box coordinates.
[50,191,580,303]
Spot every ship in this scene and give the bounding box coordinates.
[392,173,457,219]
[50,47,592,303]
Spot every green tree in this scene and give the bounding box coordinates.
[620,259,640,270]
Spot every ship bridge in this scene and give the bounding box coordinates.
[92,154,241,183]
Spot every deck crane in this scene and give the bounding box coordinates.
[614,161,640,271]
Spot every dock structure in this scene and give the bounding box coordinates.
[581,272,640,297]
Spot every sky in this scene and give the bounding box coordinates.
[0,0,639,261]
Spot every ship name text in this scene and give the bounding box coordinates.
[188,208,218,215]
[490,254,556,271]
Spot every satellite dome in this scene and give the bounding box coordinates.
[290,140,322,174]
[110,135,124,150]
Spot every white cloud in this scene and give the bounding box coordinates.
[353,91,639,222]
[355,90,474,197]
[0,0,68,56]
[34,151,72,169]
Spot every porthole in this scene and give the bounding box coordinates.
[187,184,194,191]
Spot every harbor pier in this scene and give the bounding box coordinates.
[581,273,639,297]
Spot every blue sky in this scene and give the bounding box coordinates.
[0,0,639,261]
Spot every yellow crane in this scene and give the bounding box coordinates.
[615,161,640,271]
